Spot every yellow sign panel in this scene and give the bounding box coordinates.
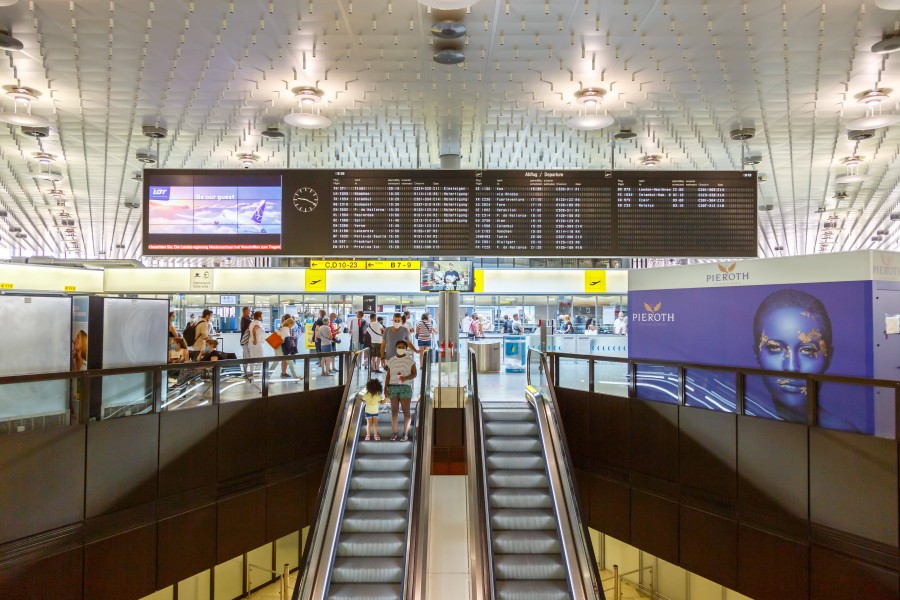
[309,260,366,270]
[305,269,327,292]
[366,260,421,270]
[305,323,316,349]
[584,270,607,293]
[0,283,13,290]
[64,285,76,292]
[473,269,484,293]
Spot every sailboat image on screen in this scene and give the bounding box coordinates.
[213,199,270,233]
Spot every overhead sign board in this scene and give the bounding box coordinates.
[189,269,214,291]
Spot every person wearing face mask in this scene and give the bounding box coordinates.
[381,312,417,363]
[385,340,417,441]
[316,316,336,375]
[168,337,189,363]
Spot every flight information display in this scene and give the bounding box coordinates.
[143,169,757,257]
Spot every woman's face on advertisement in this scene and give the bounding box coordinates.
[756,306,831,420]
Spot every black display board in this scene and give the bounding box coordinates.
[143,169,757,257]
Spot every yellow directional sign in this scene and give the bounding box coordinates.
[584,270,607,293]
[0,283,13,290]
[366,260,421,270]
[309,260,365,270]
[305,269,327,292]
[63,285,77,292]
[473,269,484,293]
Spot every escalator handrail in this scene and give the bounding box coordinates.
[528,348,604,599]
[466,349,496,600]
[293,350,366,600]
[403,359,432,599]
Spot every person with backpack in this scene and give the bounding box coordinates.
[190,309,213,351]
[415,313,438,368]
[239,306,252,379]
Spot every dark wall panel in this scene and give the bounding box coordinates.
[307,468,324,525]
[267,393,308,468]
[590,475,630,543]
[307,389,343,458]
[218,399,267,481]
[84,523,157,600]
[631,489,678,564]
[680,505,737,590]
[0,547,83,600]
[0,426,86,544]
[679,407,736,499]
[556,389,590,470]
[810,429,898,547]
[434,408,464,447]
[630,401,678,482]
[159,406,218,498]
[590,394,630,469]
[157,504,217,588]
[266,475,308,542]
[738,524,809,600]
[217,488,266,563]
[737,416,808,520]
[811,545,899,600]
[85,414,159,519]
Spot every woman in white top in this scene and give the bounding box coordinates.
[315,316,336,375]
[247,311,266,380]
[269,314,299,379]
[367,314,385,372]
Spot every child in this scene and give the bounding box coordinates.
[362,378,385,441]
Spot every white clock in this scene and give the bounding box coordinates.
[292,187,319,213]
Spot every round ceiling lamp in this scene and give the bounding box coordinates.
[872,36,900,54]
[567,87,612,130]
[846,90,900,130]
[433,49,465,64]
[835,174,866,184]
[284,87,331,129]
[431,21,466,39]
[835,156,866,184]
[417,0,480,9]
[0,1,19,6]
[34,172,64,183]
[641,154,662,167]
[0,31,23,51]
[875,0,900,9]
[0,85,49,127]
[567,114,614,130]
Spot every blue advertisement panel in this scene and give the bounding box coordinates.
[629,281,874,433]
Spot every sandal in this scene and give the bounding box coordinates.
[364,434,370,441]
[390,433,398,441]
[401,434,409,442]
[374,435,380,441]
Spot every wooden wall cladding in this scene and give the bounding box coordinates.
[0,386,344,600]
[555,388,900,600]
[0,426,86,545]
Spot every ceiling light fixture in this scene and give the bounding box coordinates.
[847,90,900,130]
[0,30,23,51]
[417,0,480,9]
[284,87,331,129]
[568,88,613,130]
[872,36,900,54]
[31,151,55,166]
[640,154,662,167]
[433,49,465,64]
[835,157,866,183]
[875,0,900,10]
[431,21,467,39]
[136,152,156,164]
[0,92,49,128]
[237,153,259,168]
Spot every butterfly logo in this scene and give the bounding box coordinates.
[643,302,662,313]
[718,263,737,273]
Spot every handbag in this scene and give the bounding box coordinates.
[266,331,283,350]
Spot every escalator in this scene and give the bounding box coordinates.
[467,350,604,600]
[295,355,432,600]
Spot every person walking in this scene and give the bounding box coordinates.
[385,339,417,442]
[382,312,416,364]
[312,309,326,356]
[168,311,180,339]
[247,310,266,380]
[192,309,213,352]
[269,314,299,379]
[415,312,438,368]
[316,315,336,375]
[239,306,253,379]
[349,310,368,353]
[511,313,525,334]
[368,313,385,372]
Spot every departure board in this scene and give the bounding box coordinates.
[143,169,757,257]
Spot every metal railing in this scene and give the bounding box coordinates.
[465,349,496,600]
[405,358,434,599]
[526,349,604,599]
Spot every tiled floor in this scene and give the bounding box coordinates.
[427,476,470,600]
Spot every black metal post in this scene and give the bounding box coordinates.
[735,371,745,416]
[212,364,221,404]
[588,358,595,393]
[261,359,269,398]
[303,356,310,391]
[806,376,817,426]
[152,368,163,413]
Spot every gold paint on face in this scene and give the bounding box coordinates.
[797,328,828,357]
[758,331,769,352]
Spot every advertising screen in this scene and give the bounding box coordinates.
[420,260,473,292]
[145,172,283,252]
[629,280,874,433]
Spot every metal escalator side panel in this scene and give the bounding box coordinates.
[405,359,432,600]
[529,352,604,600]
[294,351,368,600]
[466,350,495,600]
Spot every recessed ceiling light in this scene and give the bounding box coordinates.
[567,114,614,130]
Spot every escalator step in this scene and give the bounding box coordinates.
[347,490,409,511]
[483,409,535,422]
[357,439,414,454]
[485,436,543,453]
[328,583,402,600]
[488,469,548,488]
[330,556,404,583]
[494,554,567,580]
[484,421,539,436]
[487,452,545,470]
[495,580,571,600]
[337,532,406,557]
[493,530,562,554]
[491,508,557,531]
[489,488,553,509]
[355,454,412,472]
[341,510,408,533]
[350,471,411,491]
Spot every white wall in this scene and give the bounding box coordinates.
[0,262,103,293]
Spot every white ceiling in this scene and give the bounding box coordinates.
[0,0,898,260]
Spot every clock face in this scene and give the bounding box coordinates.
[292,187,319,213]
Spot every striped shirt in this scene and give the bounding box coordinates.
[415,321,434,341]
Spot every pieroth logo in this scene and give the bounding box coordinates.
[707,262,750,283]
[874,253,900,280]
[633,301,675,323]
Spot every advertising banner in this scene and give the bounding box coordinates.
[629,280,874,434]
